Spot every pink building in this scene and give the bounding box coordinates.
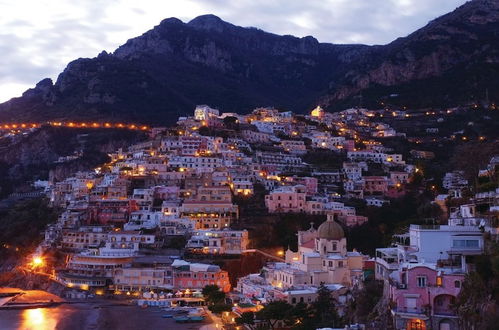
[363,176,389,195]
[285,177,318,196]
[390,171,410,184]
[342,139,355,152]
[87,199,138,226]
[172,260,231,293]
[390,265,463,330]
[265,185,306,213]
[339,214,368,227]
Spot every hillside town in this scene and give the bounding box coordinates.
[1,104,499,330]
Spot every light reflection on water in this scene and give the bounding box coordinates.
[21,308,58,330]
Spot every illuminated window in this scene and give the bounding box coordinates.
[407,319,426,330]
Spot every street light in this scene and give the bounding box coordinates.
[33,257,43,267]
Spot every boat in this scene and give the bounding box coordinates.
[173,315,205,323]
[189,316,204,322]
[161,314,173,318]
[173,316,190,323]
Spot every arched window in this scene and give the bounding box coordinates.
[454,280,461,288]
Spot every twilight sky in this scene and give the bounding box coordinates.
[0,0,468,103]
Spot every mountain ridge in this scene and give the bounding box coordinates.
[1,0,498,124]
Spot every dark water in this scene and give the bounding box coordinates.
[0,304,207,330]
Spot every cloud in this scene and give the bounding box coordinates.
[0,0,467,103]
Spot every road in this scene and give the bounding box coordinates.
[0,121,150,131]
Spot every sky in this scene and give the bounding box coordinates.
[0,0,468,103]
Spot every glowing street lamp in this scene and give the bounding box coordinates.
[33,256,43,267]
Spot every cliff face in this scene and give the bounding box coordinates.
[323,0,499,109]
[1,0,499,123]
[0,127,145,196]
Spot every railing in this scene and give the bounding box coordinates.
[433,309,457,317]
[436,259,462,268]
[393,306,427,315]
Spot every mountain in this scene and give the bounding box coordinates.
[324,0,499,109]
[1,0,499,124]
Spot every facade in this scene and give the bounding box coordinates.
[283,217,365,287]
[180,186,239,229]
[390,264,463,330]
[87,199,138,226]
[59,250,135,289]
[61,226,109,251]
[363,176,389,195]
[186,229,249,254]
[172,259,231,292]
[265,185,307,213]
[375,224,484,330]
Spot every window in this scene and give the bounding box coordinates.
[454,280,461,288]
[333,243,337,251]
[436,276,442,287]
[417,276,427,288]
[407,319,425,330]
[452,239,479,249]
[338,261,344,268]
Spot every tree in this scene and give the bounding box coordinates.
[312,283,341,328]
[290,302,315,329]
[345,280,383,324]
[223,116,239,130]
[202,285,226,305]
[256,301,294,329]
[455,272,488,329]
[236,312,256,330]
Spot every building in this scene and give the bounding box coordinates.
[61,226,109,251]
[281,140,307,155]
[265,185,307,213]
[235,217,366,309]
[375,224,484,330]
[180,186,239,229]
[363,176,389,195]
[186,229,249,255]
[172,259,231,292]
[58,250,135,289]
[390,263,464,330]
[281,217,365,287]
[87,199,138,226]
[194,105,220,121]
[113,256,174,292]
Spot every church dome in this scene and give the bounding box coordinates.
[317,217,344,240]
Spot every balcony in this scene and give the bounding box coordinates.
[436,259,462,268]
[376,257,399,271]
[392,306,429,318]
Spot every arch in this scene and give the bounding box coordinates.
[438,319,455,330]
[433,294,456,316]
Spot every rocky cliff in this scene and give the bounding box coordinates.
[323,0,499,109]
